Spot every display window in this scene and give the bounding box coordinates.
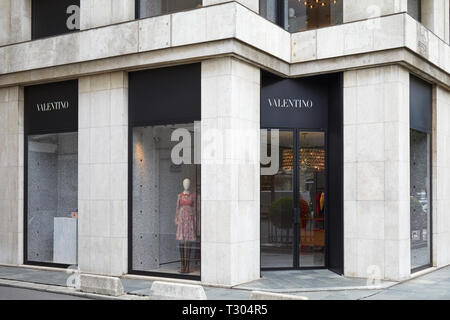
[409,75,432,272]
[136,0,202,19]
[24,80,79,267]
[129,63,201,279]
[410,129,431,270]
[32,0,80,40]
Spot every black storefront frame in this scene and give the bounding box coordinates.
[127,64,201,281]
[260,127,329,271]
[23,80,79,269]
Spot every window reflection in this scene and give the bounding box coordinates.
[137,0,202,19]
[299,132,325,267]
[410,129,431,270]
[260,0,343,32]
[132,123,201,276]
[27,133,78,265]
[407,0,421,22]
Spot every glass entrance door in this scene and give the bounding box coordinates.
[261,129,326,269]
[298,132,326,267]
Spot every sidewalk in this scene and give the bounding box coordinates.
[1,264,449,300]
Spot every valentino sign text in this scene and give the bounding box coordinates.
[267,98,313,109]
[36,101,70,112]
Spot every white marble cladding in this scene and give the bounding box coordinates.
[343,0,407,23]
[432,86,450,268]
[292,13,449,75]
[201,57,260,286]
[0,2,291,75]
[421,0,450,44]
[0,86,24,265]
[80,0,135,30]
[0,1,448,83]
[78,72,128,276]
[344,66,411,281]
[0,0,31,46]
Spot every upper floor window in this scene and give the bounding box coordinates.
[32,0,80,40]
[136,0,202,19]
[260,0,343,33]
[407,0,421,22]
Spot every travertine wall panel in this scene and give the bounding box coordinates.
[0,86,24,266]
[78,72,128,276]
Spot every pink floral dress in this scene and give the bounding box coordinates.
[175,192,196,241]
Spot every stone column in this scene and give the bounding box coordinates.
[0,0,31,46]
[0,86,24,266]
[78,72,128,276]
[432,86,450,267]
[344,65,411,281]
[343,0,407,23]
[201,57,260,286]
[203,0,258,13]
[80,0,135,30]
[421,0,449,43]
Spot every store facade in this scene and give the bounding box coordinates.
[0,0,449,291]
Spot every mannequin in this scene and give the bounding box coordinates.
[175,178,196,273]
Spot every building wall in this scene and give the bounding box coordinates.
[0,87,24,266]
[343,0,407,23]
[0,0,31,46]
[344,66,411,281]
[0,0,448,286]
[80,0,135,30]
[201,57,260,286]
[433,85,450,267]
[422,0,449,44]
[78,72,128,276]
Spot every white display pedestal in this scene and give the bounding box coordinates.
[53,217,77,265]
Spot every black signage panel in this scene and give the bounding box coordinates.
[410,75,432,133]
[32,0,80,39]
[129,63,201,127]
[24,80,78,134]
[261,73,329,129]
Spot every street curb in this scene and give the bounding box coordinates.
[233,282,397,293]
[0,278,149,300]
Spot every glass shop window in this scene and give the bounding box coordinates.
[259,0,343,33]
[259,0,280,24]
[410,129,431,270]
[132,123,201,276]
[27,132,78,265]
[137,0,202,19]
[409,75,432,272]
[407,0,421,22]
[32,0,80,39]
